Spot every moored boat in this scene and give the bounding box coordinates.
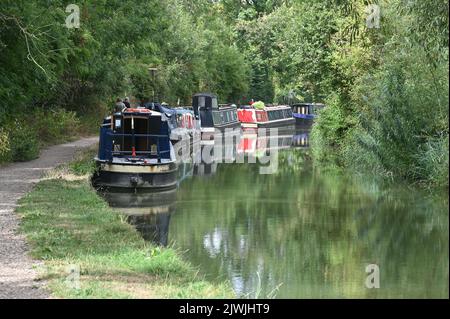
[151,103,198,144]
[237,105,295,130]
[192,93,241,140]
[92,108,178,190]
[291,103,325,127]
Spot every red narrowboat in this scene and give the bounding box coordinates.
[237,105,295,130]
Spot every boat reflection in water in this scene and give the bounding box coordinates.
[238,128,295,157]
[99,139,237,245]
[99,127,296,245]
[291,130,310,149]
[100,189,176,246]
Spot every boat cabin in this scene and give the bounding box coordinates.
[292,103,325,118]
[291,103,325,126]
[192,93,239,130]
[94,108,178,190]
[237,105,295,129]
[98,108,172,163]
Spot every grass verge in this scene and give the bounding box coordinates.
[16,148,233,299]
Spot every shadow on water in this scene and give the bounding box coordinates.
[99,129,449,299]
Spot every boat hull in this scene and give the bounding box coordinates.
[92,160,178,190]
[293,114,315,127]
[201,121,241,140]
[241,118,295,132]
[256,117,295,128]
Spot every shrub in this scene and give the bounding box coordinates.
[0,108,89,164]
[310,94,348,164]
[8,123,40,162]
[418,135,449,188]
[0,129,11,163]
[32,108,80,145]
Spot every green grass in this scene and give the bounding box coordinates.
[17,153,233,299]
[68,147,98,176]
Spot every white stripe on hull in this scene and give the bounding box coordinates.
[98,163,176,174]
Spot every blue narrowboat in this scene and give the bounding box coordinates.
[192,93,241,140]
[292,103,325,127]
[92,108,178,190]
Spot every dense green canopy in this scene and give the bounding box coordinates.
[1,0,448,186]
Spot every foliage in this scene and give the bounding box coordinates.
[310,0,449,187]
[0,0,447,186]
[0,129,11,163]
[0,0,251,164]
[7,122,40,162]
[0,108,81,162]
[253,101,265,109]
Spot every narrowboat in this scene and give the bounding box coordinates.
[92,108,178,190]
[144,103,198,144]
[192,93,241,140]
[291,103,325,127]
[237,105,295,130]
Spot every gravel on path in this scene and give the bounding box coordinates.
[0,137,97,299]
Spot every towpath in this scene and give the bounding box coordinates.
[0,137,97,299]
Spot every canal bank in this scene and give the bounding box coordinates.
[13,146,233,299]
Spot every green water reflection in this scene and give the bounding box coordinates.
[169,150,448,298]
[104,131,449,298]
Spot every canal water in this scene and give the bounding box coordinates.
[102,129,449,299]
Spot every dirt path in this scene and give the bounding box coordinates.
[0,137,97,299]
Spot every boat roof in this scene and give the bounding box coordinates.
[265,105,291,110]
[193,92,217,98]
[122,108,162,116]
[292,103,325,107]
[238,105,291,110]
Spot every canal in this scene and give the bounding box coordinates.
[102,129,449,298]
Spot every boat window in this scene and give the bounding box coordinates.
[301,106,308,115]
[212,97,218,109]
[198,96,206,108]
[213,111,222,125]
[256,112,263,121]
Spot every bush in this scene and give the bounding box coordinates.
[0,129,11,163]
[32,108,80,145]
[0,108,83,163]
[419,135,449,188]
[310,94,349,164]
[8,123,40,162]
